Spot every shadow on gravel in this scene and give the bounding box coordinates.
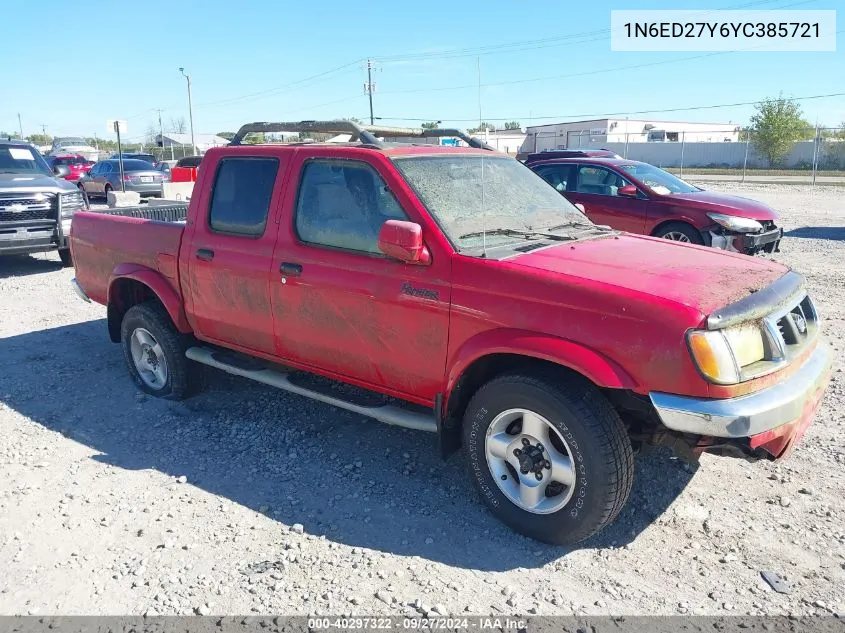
[0,254,63,279]
[0,320,693,571]
[784,226,845,241]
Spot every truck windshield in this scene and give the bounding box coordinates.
[0,145,53,176]
[618,163,700,194]
[392,154,590,246]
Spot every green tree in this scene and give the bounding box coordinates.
[504,121,521,130]
[421,121,440,130]
[216,132,236,140]
[749,96,812,166]
[26,133,52,146]
[468,122,496,133]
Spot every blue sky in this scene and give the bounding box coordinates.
[1,0,842,142]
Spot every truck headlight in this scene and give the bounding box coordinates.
[706,212,763,233]
[687,324,766,384]
[60,191,86,218]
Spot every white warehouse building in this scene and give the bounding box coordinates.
[521,118,741,154]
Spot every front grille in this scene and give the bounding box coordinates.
[0,193,57,222]
[741,294,818,381]
[773,296,816,349]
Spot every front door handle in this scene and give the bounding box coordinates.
[280,262,302,277]
[196,248,214,261]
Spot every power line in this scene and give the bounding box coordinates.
[194,60,364,109]
[374,91,845,123]
[377,25,843,97]
[374,0,803,62]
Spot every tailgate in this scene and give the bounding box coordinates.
[70,209,186,305]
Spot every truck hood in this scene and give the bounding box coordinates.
[0,173,76,193]
[662,190,778,221]
[513,233,788,316]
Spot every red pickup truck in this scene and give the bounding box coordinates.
[69,121,833,545]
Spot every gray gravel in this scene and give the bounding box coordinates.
[0,183,843,616]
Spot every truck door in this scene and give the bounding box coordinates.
[183,152,287,355]
[269,153,451,402]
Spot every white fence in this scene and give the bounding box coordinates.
[521,128,845,178]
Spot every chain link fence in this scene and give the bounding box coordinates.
[524,127,845,184]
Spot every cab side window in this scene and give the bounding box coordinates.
[208,157,279,236]
[295,160,408,255]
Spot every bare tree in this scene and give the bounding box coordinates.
[145,123,158,146]
[170,116,187,134]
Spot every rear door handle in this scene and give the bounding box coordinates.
[196,248,214,261]
[280,262,302,277]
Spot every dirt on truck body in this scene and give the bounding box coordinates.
[68,120,834,545]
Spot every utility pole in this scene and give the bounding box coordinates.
[179,68,197,155]
[364,59,376,125]
[17,113,23,139]
[156,108,165,161]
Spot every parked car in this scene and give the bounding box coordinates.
[68,120,832,545]
[527,155,782,255]
[110,153,159,168]
[51,137,98,162]
[171,155,202,182]
[0,139,87,266]
[522,149,621,163]
[155,162,172,182]
[78,159,165,199]
[45,154,93,183]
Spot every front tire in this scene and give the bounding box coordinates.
[462,372,634,545]
[58,248,72,267]
[120,301,201,400]
[653,222,703,245]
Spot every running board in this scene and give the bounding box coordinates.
[185,347,437,433]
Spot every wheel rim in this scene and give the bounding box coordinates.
[662,231,691,242]
[485,408,576,515]
[129,327,168,389]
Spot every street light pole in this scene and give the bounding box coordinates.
[179,67,197,155]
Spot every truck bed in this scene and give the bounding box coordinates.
[70,207,187,306]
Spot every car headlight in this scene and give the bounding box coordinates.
[60,191,87,217]
[706,212,763,233]
[687,323,766,384]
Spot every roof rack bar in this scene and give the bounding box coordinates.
[228,120,496,151]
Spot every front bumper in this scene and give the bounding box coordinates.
[649,340,833,458]
[706,226,782,255]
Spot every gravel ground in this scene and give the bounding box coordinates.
[0,183,843,617]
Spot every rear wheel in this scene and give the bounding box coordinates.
[103,184,112,201]
[120,301,202,400]
[58,248,72,267]
[462,372,634,545]
[653,222,703,245]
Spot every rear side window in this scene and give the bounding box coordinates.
[533,164,574,192]
[208,157,279,236]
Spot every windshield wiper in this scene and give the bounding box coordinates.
[544,221,607,231]
[458,227,575,241]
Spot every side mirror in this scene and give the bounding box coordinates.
[54,165,71,178]
[378,220,431,265]
[618,184,638,197]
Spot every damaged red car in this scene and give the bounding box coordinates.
[528,153,782,255]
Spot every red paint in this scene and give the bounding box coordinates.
[70,143,810,440]
[528,157,779,243]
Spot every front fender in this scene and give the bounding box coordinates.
[108,263,191,333]
[445,328,639,398]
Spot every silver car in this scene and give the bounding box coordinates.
[78,159,164,199]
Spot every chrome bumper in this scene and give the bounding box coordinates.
[71,278,91,303]
[649,340,833,438]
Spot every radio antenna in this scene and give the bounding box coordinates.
[477,56,487,258]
